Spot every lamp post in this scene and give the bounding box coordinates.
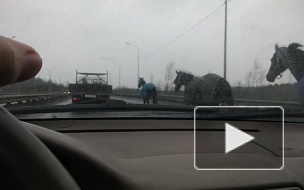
[224,0,228,80]
[126,42,139,87]
[119,66,121,89]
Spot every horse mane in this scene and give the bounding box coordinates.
[288,43,303,53]
[138,78,146,87]
[178,70,194,76]
[276,43,304,81]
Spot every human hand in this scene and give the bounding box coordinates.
[0,35,42,87]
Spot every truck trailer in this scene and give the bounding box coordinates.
[69,71,112,104]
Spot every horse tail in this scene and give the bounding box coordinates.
[152,87,158,104]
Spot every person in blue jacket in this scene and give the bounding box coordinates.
[138,78,158,104]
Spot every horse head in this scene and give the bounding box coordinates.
[173,70,194,91]
[266,44,288,82]
[173,71,181,91]
[138,77,146,88]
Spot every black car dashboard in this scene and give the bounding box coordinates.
[21,119,304,190]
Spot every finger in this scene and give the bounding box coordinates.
[0,36,42,87]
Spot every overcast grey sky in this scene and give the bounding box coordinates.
[1,0,304,88]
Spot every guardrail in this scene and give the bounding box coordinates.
[0,93,69,105]
[113,93,302,107]
[162,95,302,107]
[2,93,302,107]
[233,98,301,107]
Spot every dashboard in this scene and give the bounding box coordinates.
[21,119,304,189]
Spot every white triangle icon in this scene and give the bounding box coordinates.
[225,123,254,153]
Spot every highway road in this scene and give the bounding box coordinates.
[111,95,184,105]
[55,95,183,106]
[15,95,184,119]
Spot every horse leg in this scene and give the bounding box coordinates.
[146,92,151,105]
[152,88,158,104]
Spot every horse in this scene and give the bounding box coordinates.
[173,71,234,106]
[138,78,158,104]
[266,43,304,100]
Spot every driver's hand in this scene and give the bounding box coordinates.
[0,35,42,87]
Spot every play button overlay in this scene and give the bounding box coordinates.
[225,123,254,153]
[194,106,284,170]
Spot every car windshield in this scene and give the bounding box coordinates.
[1,0,304,119]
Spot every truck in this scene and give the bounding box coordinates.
[69,70,112,104]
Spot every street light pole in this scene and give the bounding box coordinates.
[118,66,121,95]
[126,42,139,87]
[107,70,109,85]
[110,71,111,85]
[224,0,228,80]
[119,66,121,89]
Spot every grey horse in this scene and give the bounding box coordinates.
[266,43,304,100]
[173,71,234,106]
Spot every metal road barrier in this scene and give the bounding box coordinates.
[2,93,301,108]
[0,93,68,105]
[233,98,301,107]
[112,93,302,107]
[159,95,302,107]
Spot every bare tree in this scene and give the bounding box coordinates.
[244,71,253,87]
[258,69,266,86]
[252,60,260,87]
[165,62,175,91]
[244,60,266,87]
[156,80,163,91]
